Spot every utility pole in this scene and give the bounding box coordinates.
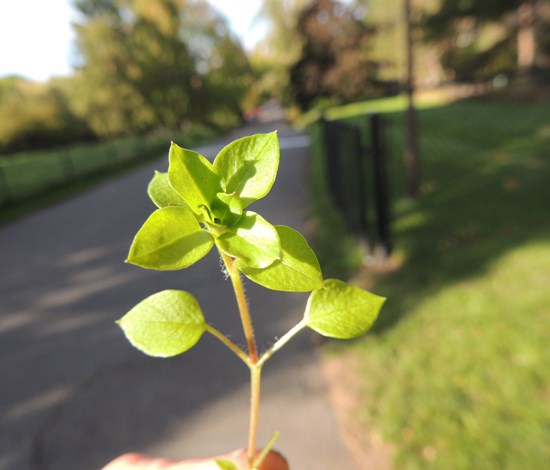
[404,0,419,198]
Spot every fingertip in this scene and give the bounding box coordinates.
[259,450,289,470]
[101,453,146,469]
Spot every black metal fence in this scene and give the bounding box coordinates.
[320,114,392,257]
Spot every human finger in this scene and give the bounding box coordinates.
[101,449,289,470]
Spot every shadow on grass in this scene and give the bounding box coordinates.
[367,98,550,333]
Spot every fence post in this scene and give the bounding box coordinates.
[370,114,392,256]
[321,116,344,211]
[320,115,391,260]
[352,124,370,253]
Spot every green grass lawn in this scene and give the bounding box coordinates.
[0,126,216,223]
[310,96,550,468]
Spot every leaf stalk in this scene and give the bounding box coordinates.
[257,320,307,368]
[205,324,250,366]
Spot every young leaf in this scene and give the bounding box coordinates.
[147,171,186,208]
[213,132,279,207]
[238,226,323,292]
[304,279,385,338]
[215,460,238,470]
[210,192,243,227]
[117,290,206,357]
[168,142,222,213]
[127,206,213,270]
[216,211,280,268]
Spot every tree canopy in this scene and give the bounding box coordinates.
[289,0,381,110]
[72,0,252,137]
[421,0,550,82]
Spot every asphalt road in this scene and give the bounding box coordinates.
[0,121,354,470]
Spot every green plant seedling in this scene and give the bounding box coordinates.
[117,131,386,470]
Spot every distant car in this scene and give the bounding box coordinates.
[243,107,261,123]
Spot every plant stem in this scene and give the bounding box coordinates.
[257,319,307,368]
[220,252,259,364]
[248,366,262,468]
[205,324,250,366]
[219,251,261,468]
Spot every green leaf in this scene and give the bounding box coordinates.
[147,171,186,208]
[210,192,243,227]
[304,279,385,338]
[117,290,207,357]
[215,460,238,470]
[168,142,222,214]
[216,211,281,268]
[238,226,323,292]
[213,132,279,207]
[127,206,213,270]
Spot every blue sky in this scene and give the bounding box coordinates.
[0,0,265,82]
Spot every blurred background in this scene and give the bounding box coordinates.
[1,0,549,469]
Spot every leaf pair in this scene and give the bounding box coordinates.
[117,280,386,358]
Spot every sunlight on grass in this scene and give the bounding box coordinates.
[360,239,550,469]
[297,93,450,129]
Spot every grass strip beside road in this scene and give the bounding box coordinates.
[0,127,216,225]
[310,96,550,468]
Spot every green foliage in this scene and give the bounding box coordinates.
[289,0,382,111]
[305,279,385,338]
[147,171,186,209]
[422,0,524,40]
[216,211,281,269]
[211,192,243,227]
[214,132,279,207]
[420,0,548,81]
[168,143,223,214]
[72,0,252,137]
[238,226,324,292]
[120,130,383,348]
[215,460,238,470]
[352,0,442,84]
[127,206,214,270]
[117,290,207,357]
[0,77,93,154]
[244,0,310,105]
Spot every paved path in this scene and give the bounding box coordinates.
[0,122,354,470]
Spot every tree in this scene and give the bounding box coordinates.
[178,0,252,129]
[421,0,550,82]
[0,77,93,154]
[352,0,444,87]
[249,0,311,104]
[72,0,251,137]
[288,0,380,110]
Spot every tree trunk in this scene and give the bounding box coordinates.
[517,0,536,71]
